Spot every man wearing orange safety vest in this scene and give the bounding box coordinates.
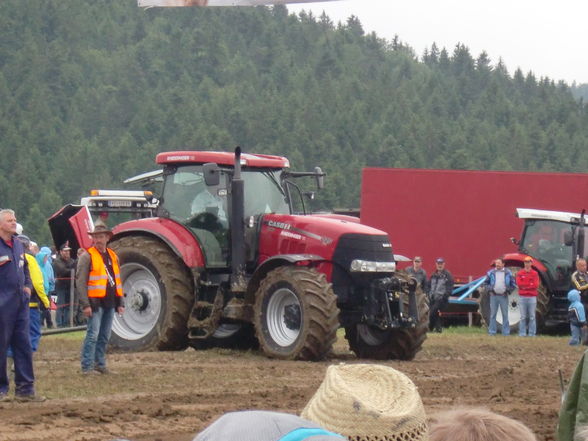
[76,221,124,375]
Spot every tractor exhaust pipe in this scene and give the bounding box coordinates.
[231,147,247,292]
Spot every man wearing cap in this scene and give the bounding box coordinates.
[76,221,124,374]
[406,256,427,288]
[427,258,454,333]
[52,242,76,327]
[484,258,516,336]
[515,257,540,336]
[0,209,44,402]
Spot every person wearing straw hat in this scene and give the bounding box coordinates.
[192,363,428,441]
[76,220,124,375]
[302,363,428,441]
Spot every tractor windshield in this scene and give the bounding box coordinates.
[520,219,573,290]
[242,170,289,217]
[160,165,229,267]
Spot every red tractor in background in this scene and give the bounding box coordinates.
[49,148,428,361]
[479,208,587,334]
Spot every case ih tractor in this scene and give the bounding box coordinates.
[49,148,428,361]
[479,208,586,334]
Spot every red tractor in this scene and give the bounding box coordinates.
[479,208,586,334]
[50,148,428,360]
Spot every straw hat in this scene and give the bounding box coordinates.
[301,364,428,441]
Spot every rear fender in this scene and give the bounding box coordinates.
[245,254,329,303]
[114,218,206,268]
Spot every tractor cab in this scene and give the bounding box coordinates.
[516,208,587,292]
[155,150,324,269]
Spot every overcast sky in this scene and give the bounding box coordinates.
[288,0,588,85]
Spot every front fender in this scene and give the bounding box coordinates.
[114,218,205,268]
[245,254,328,302]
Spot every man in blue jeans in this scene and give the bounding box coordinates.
[516,257,540,337]
[76,222,124,375]
[484,258,516,336]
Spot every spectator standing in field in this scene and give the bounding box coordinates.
[572,258,588,310]
[429,407,537,441]
[567,289,587,345]
[36,246,55,329]
[427,257,454,333]
[515,257,540,337]
[77,222,124,375]
[484,258,516,336]
[53,242,76,327]
[0,209,44,402]
[406,256,427,288]
[7,235,50,355]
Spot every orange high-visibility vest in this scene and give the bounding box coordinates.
[87,247,123,298]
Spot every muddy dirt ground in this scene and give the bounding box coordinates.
[0,329,584,441]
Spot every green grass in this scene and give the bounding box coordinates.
[435,326,486,335]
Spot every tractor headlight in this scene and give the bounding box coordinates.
[350,260,396,273]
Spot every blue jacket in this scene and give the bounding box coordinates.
[36,246,55,293]
[568,289,587,326]
[0,235,32,299]
[485,268,516,293]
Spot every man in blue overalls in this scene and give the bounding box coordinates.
[0,208,44,402]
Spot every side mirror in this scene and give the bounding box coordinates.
[564,230,574,246]
[203,163,221,187]
[303,191,316,201]
[314,167,325,190]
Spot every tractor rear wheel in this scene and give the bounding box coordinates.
[109,236,193,351]
[253,266,339,361]
[480,267,549,334]
[344,272,429,360]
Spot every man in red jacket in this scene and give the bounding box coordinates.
[515,257,540,337]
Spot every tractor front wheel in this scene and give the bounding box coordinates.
[253,266,339,361]
[109,236,193,351]
[344,272,429,360]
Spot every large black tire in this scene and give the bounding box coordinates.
[480,267,549,334]
[253,266,339,361]
[344,272,429,360]
[109,236,193,351]
[189,322,259,350]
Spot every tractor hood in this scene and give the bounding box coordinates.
[48,204,95,253]
[257,213,393,265]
